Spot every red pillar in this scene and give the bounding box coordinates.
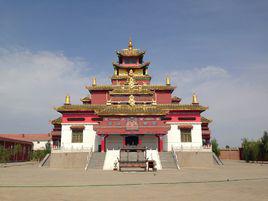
[101,135,107,152]
[122,136,126,147]
[138,136,142,146]
[157,135,163,152]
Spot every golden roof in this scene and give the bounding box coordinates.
[116,39,145,57]
[112,62,150,69]
[111,74,151,81]
[86,84,175,91]
[95,105,167,116]
[158,104,208,111]
[51,117,62,125]
[201,116,212,123]
[56,103,208,114]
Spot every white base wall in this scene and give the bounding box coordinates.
[103,149,162,170]
[103,150,120,170]
[61,124,99,151]
[166,122,203,151]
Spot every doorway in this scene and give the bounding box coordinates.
[125,135,139,146]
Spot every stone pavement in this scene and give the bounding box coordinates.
[0,160,267,201]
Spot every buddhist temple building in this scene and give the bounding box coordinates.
[50,39,212,169]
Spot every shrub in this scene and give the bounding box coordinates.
[0,145,11,163]
[211,138,220,157]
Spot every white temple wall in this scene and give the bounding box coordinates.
[166,123,203,151]
[32,140,51,150]
[61,124,98,151]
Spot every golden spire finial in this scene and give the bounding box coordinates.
[92,77,96,86]
[166,76,170,85]
[192,92,199,105]
[128,37,133,50]
[65,95,71,105]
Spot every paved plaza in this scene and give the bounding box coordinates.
[0,160,268,201]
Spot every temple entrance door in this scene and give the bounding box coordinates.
[125,136,138,146]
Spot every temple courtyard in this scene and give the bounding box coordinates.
[0,160,267,201]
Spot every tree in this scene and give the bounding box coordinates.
[242,138,251,162]
[250,141,261,162]
[211,138,220,157]
[260,131,268,161]
[13,144,22,162]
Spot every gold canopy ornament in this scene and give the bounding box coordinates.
[92,77,96,86]
[64,95,71,105]
[128,37,133,50]
[192,93,199,105]
[166,76,170,85]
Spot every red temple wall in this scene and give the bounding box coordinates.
[166,112,201,122]
[91,91,107,104]
[155,91,172,104]
[62,113,99,123]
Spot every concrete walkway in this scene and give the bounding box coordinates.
[0,160,267,201]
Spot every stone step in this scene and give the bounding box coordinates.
[88,152,106,170]
[159,152,178,170]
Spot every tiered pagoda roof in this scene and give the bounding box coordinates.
[54,39,211,121]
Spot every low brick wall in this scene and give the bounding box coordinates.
[219,149,241,160]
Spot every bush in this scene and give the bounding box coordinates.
[242,131,268,162]
[0,145,11,163]
[31,143,51,162]
[211,138,220,157]
[242,138,250,162]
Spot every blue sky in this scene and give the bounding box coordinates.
[0,0,268,146]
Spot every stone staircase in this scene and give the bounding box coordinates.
[159,152,178,169]
[88,152,106,169]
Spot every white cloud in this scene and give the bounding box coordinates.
[168,65,268,147]
[0,48,92,133]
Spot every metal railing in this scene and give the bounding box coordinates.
[84,147,93,171]
[52,145,93,153]
[172,144,212,152]
[171,146,180,170]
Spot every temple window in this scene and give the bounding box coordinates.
[152,121,157,126]
[181,129,192,142]
[70,125,85,143]
[72,130,83,143]
[67,118,85,121]
[124,57,137,64]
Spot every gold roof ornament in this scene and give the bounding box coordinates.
[129,69,134,77]
[192,93,199,105]
[116,38,145,57]
[106,99,112,105]
[92,77,96,86]
[128,37,133,50]
[166,76,170,85]
[128,95,135,106]
[129,77,135,88]
[64,95,71,105]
